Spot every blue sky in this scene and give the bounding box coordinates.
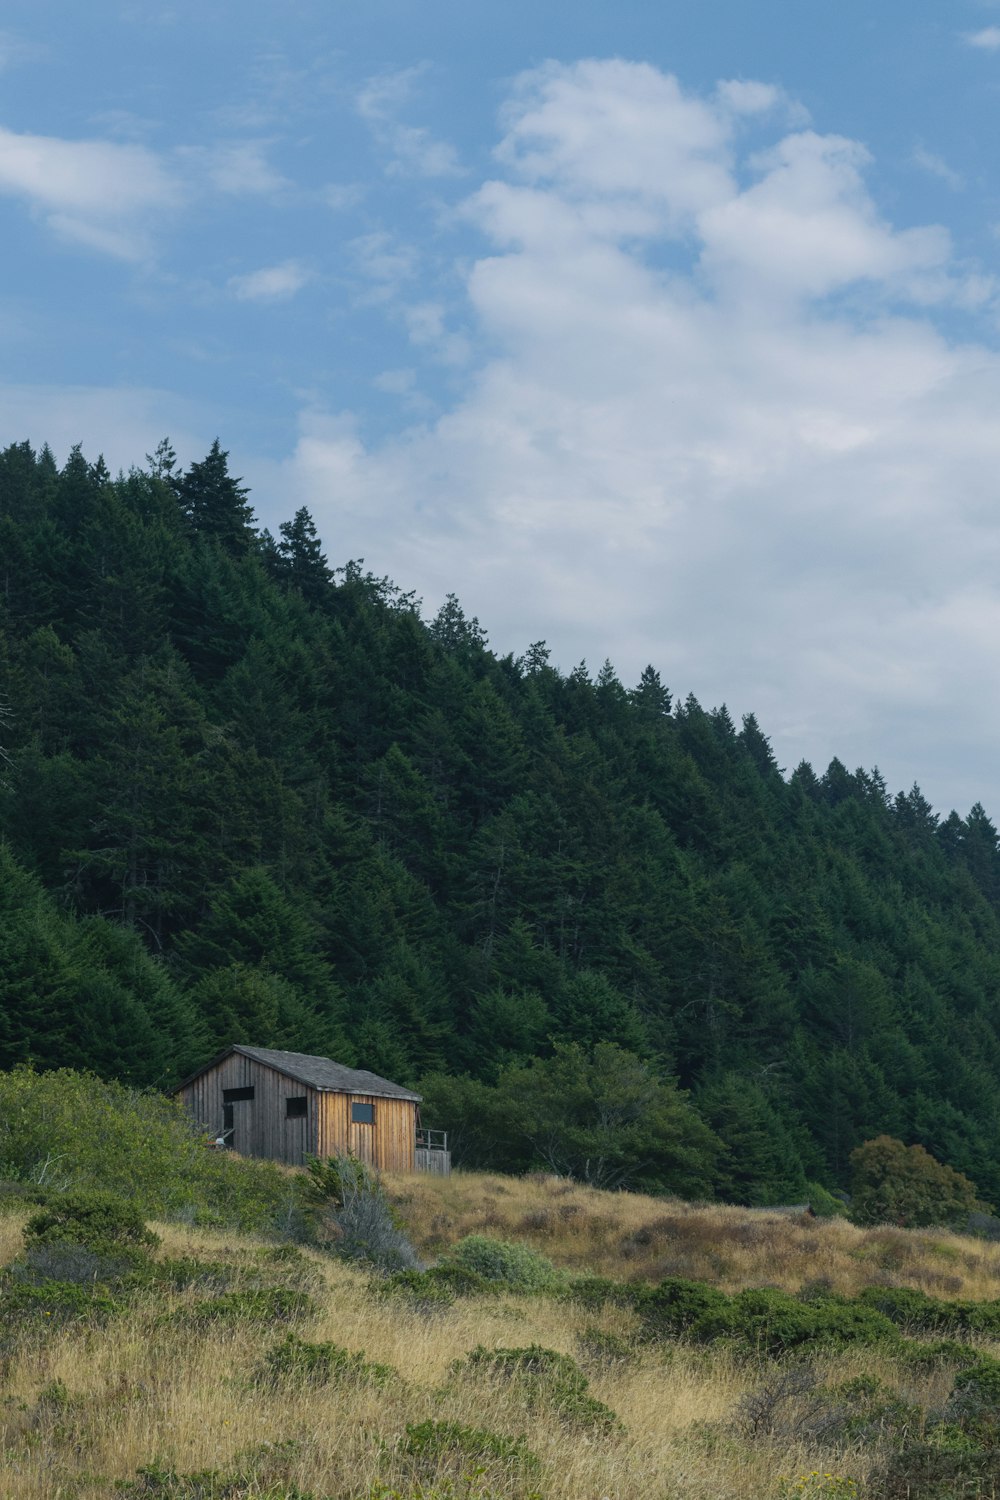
[5,1,1000,815]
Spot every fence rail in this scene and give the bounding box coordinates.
[415,1127,450,1175]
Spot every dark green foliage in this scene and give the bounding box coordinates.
[850,1135,982,1228]
[24,1189,159,1256]
[693,1287,900,1356]
[258,1331,395,1388]
[636,1277,899,1354]
[10,434,1000,1204]
[402,1419,540,1473]
[454,1344,622,1431]
[377,1263,500,1310]
[176,1287,313,1324]
[0,1277,126,1325]
[560,1274,646,1313]
[635,1276,730,1339]
[870,1357,1000,1498]
[442,1236,566,1293]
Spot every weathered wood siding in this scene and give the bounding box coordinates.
[317,1093,417,1172]
[415,1147,451,1176]
[179,1054,319,1165]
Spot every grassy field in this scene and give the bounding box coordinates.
[3,1177,1000,1499]
[385,1169,1000,1300]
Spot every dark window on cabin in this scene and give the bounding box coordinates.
[286,1096,307,1118]
[351,1102,374,1124]
[223,1086,255,1102]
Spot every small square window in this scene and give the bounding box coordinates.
[351,1102,374,1124]
[286,1096,307,1119]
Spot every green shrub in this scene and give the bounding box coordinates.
[849,1136,982,1229]
[154,1257,235,1293]
[177,1288,313,1325]
[0,1278,125,1324]
[899,1338,973,1372]
[454,1343,622,1431]
[376,1262,501,1311]
[25,1189,159,1257]
[692,1287,898,1355]
[258,1332,395,1388]
[805,1183,850,1218]
[374,1268,458,1312]
[402,1418,540,1473]
[637,1276,729,1339]
[0,1065,308,1237]
[119,1462,316,1499]
[443,1236,566,1294]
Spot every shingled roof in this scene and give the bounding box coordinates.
[178,1044,421,1102]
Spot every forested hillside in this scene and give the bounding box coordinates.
[3,437,1000,1204]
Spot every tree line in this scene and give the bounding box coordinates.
[3,436,1000,1205]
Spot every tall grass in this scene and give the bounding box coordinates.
[384,1169,1000,1299]
[2,1207,1000,1499]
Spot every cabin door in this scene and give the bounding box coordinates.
[221,1085,255,1152]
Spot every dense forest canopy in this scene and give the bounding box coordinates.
[3,437,1000,1204]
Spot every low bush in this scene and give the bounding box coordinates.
[442,1236,566,1294]
[402,1418,540,1473]
[175,1287,314,1325]
[258,1332,395,1389]
[454,1343,622,1432]
[693,1287,900,1355]
[376,1262,500,1311]
[25,1189,159,1256]
[0,1278,125,1325]
[636,1276,728,1340]
[857,1285,1000,1340]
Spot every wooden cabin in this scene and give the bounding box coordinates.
[177,1044,448,1173]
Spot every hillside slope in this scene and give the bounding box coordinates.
[4,437,1000,1200]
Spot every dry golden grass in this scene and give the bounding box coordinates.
[384,1169,1000,1299]
[1,1192,1000,1498]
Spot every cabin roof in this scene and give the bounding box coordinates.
[177,1044,421,1102]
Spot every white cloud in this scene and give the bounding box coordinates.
[0,124,180,259]
[281,59,1000,814]
[229,259,310,302]
[349,231,417,303]
[358,66,464,178]
[912,146,964,191]
[963,25,1000,48]
[323,182,364,212]
[178,140,287,195]
[0,30,43,72]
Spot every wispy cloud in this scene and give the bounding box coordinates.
[228,259,311,302]
[349,230,417,302]
[0,30,44,73]
[963,26,1000,49]
[289,59,1000,814]
[0,124,180,259]
[913,146,964,190]
[178,140,288,196]
[358,66,464,178]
